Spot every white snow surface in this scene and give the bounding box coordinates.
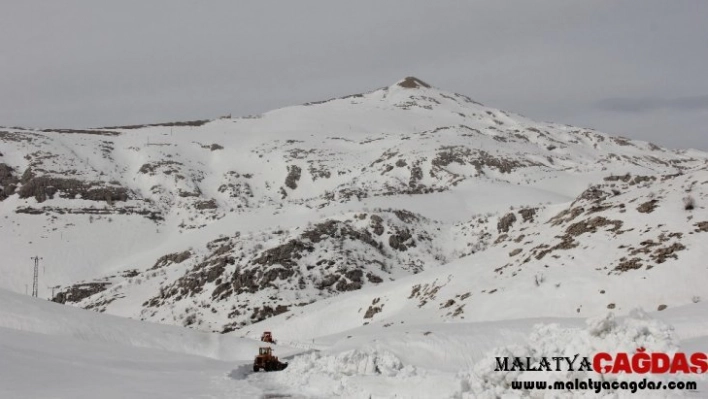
[1,287,707,398]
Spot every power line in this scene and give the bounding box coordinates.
[31,256,42,298]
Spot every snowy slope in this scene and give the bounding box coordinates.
[68,167,708,334]
[0,288,298,399]
[1,287,706,398]
[249,169,708,341]
[0,288,303,361]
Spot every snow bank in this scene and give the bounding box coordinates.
[463,309,704,398]
[256,346,462,399]
[247,309,706,398]
[286,347,412,377]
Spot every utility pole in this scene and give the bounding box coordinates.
[31,256,42,297]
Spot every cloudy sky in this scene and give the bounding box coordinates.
[1,1,707,150]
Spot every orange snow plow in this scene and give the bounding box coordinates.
[253,346,288,372]
[260,331,276,344]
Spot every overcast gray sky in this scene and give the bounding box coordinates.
[1,1,707,150]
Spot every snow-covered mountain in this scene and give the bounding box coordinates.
[2,76,708,398]
[1,76,706,334]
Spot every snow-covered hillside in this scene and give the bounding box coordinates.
[0,288,305,398]
[2,76,708,398]
[251,168,708,338]
[1,77,707,334]
[2,287,706,398]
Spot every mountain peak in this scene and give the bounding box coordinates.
[395,76,431,89]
